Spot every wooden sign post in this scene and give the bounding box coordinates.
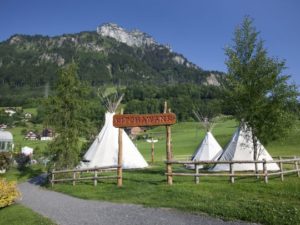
[164,102,173,185]
[151,138,155,164]
[113,104,176,186]
[146,138,158,164]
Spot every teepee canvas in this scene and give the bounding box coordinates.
[81,94,148,169]
[188,111,223,169]
[191,132,223,168]
[211,124,279,171]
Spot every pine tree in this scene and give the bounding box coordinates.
[45,63,86,169]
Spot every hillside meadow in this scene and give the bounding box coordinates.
[47,117,300,225]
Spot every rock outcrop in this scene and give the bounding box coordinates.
[97,23,157,47]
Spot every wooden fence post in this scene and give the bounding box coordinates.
[51,169,55,187]
[294,156,300,178]
[117,109,124,187]
[195,164,199,184]
[279,156,284,181]
[73,172,76,186]
[230,162,235,183]
[254,161,259,179]
[263,159,268,184]
[94,169,98,186]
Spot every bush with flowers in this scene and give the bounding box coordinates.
[0,179,21,208]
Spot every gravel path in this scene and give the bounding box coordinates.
[18,175,258,225]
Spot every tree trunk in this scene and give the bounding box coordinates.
[251,129,259,179]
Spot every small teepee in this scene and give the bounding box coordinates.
[211,123,279,171]
[189,111,223,169]
[81,94,148,169]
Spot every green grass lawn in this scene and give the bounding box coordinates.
[0,165,45,182]
[50,169,300,225]
[0,204,56,225]
[48,118,300,225]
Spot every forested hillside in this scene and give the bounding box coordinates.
[0,23,224,106]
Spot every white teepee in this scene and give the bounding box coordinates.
[211,124,279,171]
[80,93,148,169]
[81,112,148,169]
[191,132,223,168]
[188,111,223,169]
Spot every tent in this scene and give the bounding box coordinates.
[211,124,279,171]
[188,111,223,169]
[81,112,148,169]
[80,94,148,169]
[189,131,223,169]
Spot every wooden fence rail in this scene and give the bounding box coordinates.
[50,165,120,187]
[165,156,300,184]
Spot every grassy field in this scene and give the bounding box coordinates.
[48,118,300,225]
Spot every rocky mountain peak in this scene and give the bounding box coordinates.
[9,35,23,45]
[96,23,157,47]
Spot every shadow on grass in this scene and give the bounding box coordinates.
[17,166,43,179]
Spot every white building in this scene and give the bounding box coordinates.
[0,130,14,152]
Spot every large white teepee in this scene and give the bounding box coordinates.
[211,124,279,171]
[189,132,223,169]
[81,112,148,169]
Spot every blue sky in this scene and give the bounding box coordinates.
[1,0,299,86]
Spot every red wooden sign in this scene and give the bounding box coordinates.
[113,113,176,128]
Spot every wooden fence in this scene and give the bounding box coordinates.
[165,156,300,184]
[50,165,120,187]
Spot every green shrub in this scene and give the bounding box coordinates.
[15,153,31,170]
[0,152,12,171]
[0,179,21,208]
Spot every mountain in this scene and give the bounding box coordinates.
[0,23,222,90]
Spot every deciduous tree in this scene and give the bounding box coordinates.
[224,17,299,164]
